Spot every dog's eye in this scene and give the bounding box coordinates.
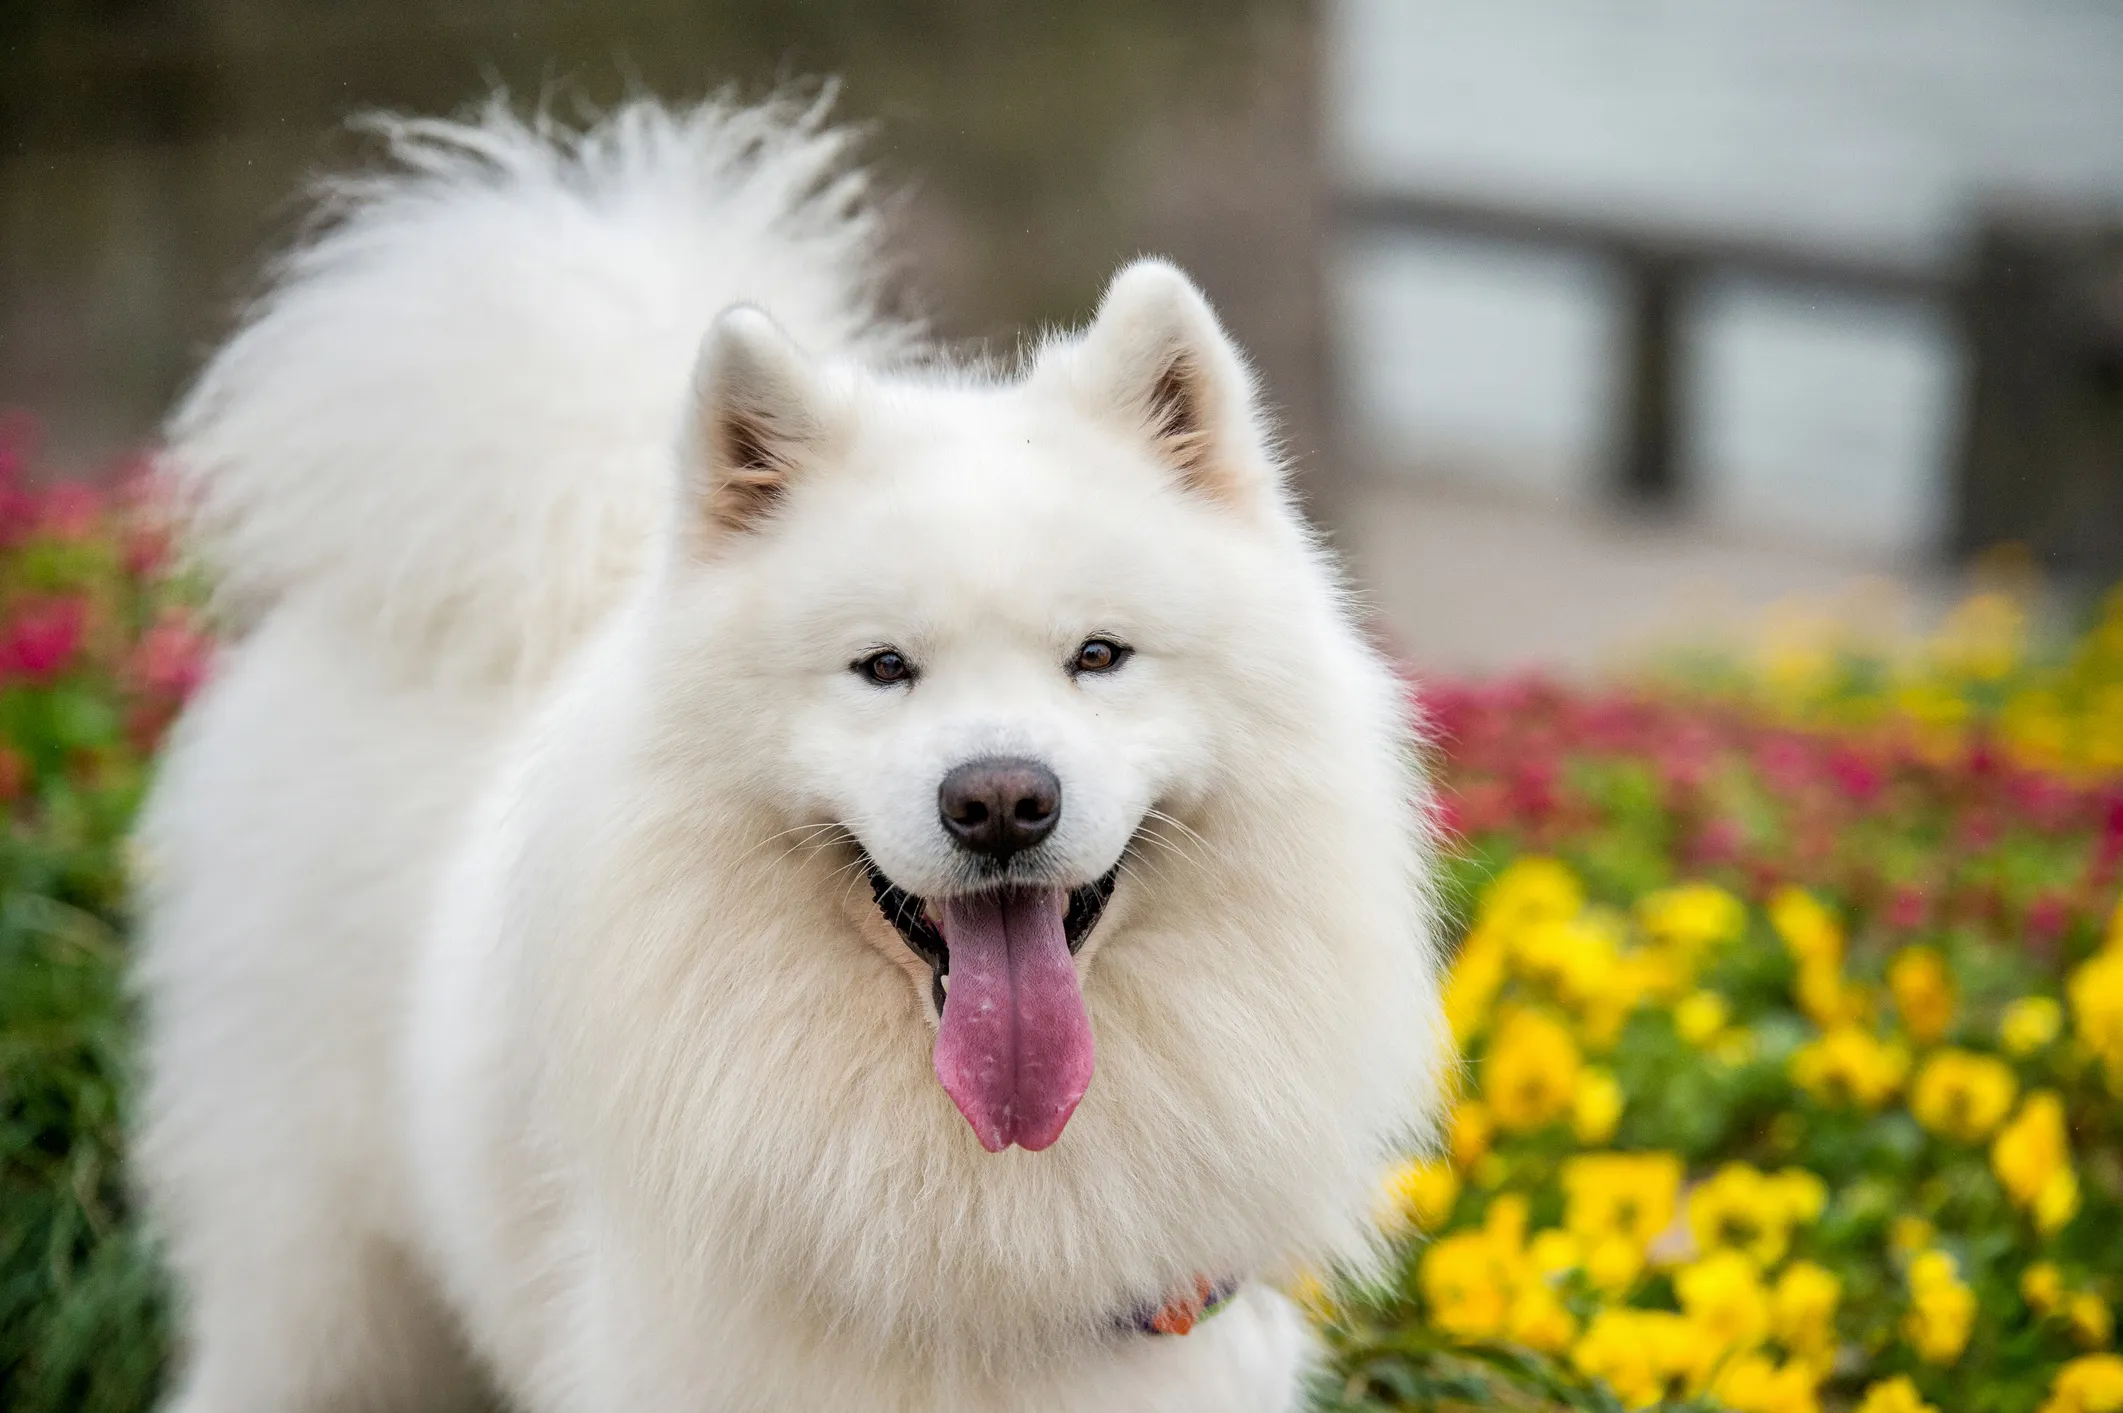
[1071,638,1130,675]
[855,649,914,686]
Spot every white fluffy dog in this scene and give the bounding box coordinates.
[131,96,1443,1413]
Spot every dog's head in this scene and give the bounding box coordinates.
[649,262,1370,1154]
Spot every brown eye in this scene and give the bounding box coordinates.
[856,649,913,685]
[1072,638,1130,674]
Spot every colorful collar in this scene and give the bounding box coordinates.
[1124,1275,1241,1336]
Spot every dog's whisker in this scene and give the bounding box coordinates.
[734,821,850,870]
[1142,807,1209,852]
[1134,820,1202,873]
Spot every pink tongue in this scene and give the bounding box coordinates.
[933,888,1095,1152]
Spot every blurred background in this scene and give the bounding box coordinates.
[4,0,2122,671]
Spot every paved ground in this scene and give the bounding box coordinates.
[1329,471,1966,676]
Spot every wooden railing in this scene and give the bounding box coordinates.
[1337,187,2123,573]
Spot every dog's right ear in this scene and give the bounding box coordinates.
[682,306,832,540]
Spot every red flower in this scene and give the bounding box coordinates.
[1826,744,1884,805]
[0,596,87,682]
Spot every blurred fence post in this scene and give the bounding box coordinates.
[1618,254,1686,506]
[1952,211,2123,580]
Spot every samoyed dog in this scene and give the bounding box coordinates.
[132,95,1443,1413]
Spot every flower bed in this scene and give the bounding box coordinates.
[0,417,203,1413]
[0,411,2119,1412]
[1316,640,2123,1410]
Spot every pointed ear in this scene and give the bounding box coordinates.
[1058,260,1277,505]
[683,306,832,538]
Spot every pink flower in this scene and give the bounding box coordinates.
[0,596,86,682]
[1887,884,1931,931]
[1755,735,1816,796]
[132,610,212,701]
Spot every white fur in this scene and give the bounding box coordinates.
[132,96,1444,1413]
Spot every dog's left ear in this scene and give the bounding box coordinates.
[681,305,837,543]
[1054,260,1279,506]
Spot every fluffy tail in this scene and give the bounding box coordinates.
[168,93,916,684]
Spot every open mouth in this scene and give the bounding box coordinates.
[863,858,1118,1151]
[864,859,1119,1015]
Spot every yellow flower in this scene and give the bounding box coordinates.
[2071,1292,2115,1348]
[1527,1227,1581,1278]
[1572,1068,1625,1144]
[1416,1194,1551,1345]
[1993,1090,2082,1233]
[1796,958,1871,1027]
[1564,1152,1683,1253]
[2001,996,2065,1056]
[2037,1168,2085,1234]
[1772,888,1843,968]
[1686,1163,1825,1268]
[2069,949,2123,1091]
[1511,911,1656,1043]
[1714,1353,1823,1413]
[1888,946,1957,1044]
[2026,1262,2066,1314]
[1448,1100,1493,1171]
[2040,1354,2123,1413]
[1773,1168,1828,1223]
[1890,1216,1935,1255]
[1773,889,1874,1024]
[1484,1008,1582,1132]
[1479,855,1583,932]
[1676,989,1731,1046]
[1772,1261,1841,1364]
[1417,1229,1516,1341]
[1792,1025,1910,1108]
[1573,1308,1699,1409]
[1903,1250,1976,1365]
[1584,1233,1647,1294]
[1677,1249,1773,1360]
[1442,923,1509,1044]
[1564,1151,1683,1295]
[1857,1374,1939,1413]
[1507,1280,1579,1354]
[1483,1193,1529,1249]
[1285,1271,1338,1323]
[1910,1048,2018,1142]
[1378,1157,1459,1232]
[1638,882,1746,954]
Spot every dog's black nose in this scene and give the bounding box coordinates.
[938,757,1061,859]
